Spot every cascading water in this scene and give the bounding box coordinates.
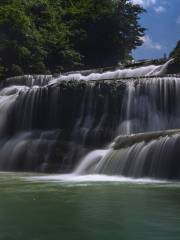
[0,60,180,179]
[77,130,180,180]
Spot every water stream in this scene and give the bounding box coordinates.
[0,60,180,180]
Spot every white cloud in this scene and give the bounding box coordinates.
[130,0,157,7]
[140,35,162,50]
[154,6,166,13]
[176,16,180,24]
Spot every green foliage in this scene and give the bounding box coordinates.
[168,41,180,74]
[0,0,145,80]
[170,40,180,63]
[62,0,145,68]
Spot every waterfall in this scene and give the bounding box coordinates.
[5,75,52,87]
[95,133,180,180]
[0,60,180,179]
[49,59,172,83]
[5,59,172,87]
[75,130,180,180]
[74,149,110,175]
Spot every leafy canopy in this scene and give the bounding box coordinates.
[0,0,145,79]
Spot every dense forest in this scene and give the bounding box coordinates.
[0,0,179,81]
[0,0,145,80]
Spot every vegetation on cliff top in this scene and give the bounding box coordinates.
[167,41,180,74]
[170,41,180,63]
[0,0,145,80]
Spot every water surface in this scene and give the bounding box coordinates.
[0,173,180,240]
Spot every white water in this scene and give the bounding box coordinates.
[6,75,52,87]
[74,149,110,174]
[0,86,28,134]
[5,60,173,88]
[26,173,168,184]
[1,59,180,177]
[48,59,172,85]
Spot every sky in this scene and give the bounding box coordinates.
[131,0,180,60]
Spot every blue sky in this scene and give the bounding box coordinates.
[131,0,180,60]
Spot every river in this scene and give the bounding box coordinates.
[0,172,180,240]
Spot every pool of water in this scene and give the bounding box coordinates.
[0,172,180,240]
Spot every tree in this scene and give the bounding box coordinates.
[170,40,180,63]
[0,0,81,79]
[167,40,180,74]
[62,0,145,68]
[0,0,145,80]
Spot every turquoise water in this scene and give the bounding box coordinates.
[0,173,180,240]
